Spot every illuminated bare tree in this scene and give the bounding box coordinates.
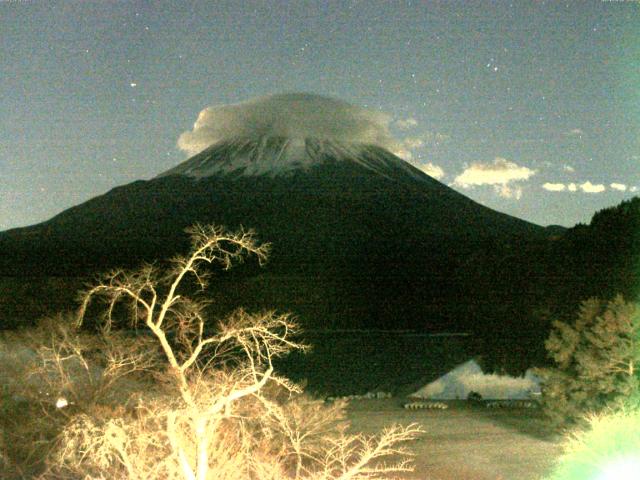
[41,224,421,480]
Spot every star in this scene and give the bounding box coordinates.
[486,58,500,72]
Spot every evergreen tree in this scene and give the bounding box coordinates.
[537,295,640,427]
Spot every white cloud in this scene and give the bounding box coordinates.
[566,128,584,137]
[542,183,566,192]
[393,132,449,161]
[395,118,418,130]
[631,186,639,192]
[453,158,535,200]
[453,158,535,189]
[580,181,606,193]
[178,93,399,155]
[401,137,425,150]
[496,184,523,199]
[545,181,607,194]
[610,183,627,191]
[416,162,445,180]
[394,148,413,160]
[427,132,450,145]
[563,164,575,173]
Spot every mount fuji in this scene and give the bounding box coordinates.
[0,135,550,328]
[0,95,569,370]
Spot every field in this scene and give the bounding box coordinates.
[279,331,562,480]
[346,398,561,480]
[1,325,559,478]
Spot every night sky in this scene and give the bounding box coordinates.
[1,0,638,230]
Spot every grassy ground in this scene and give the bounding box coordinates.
[346,398,561,480]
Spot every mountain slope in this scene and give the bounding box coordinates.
[0,137,550,338]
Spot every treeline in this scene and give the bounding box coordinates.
[453,197,640,372]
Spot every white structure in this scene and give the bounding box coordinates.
[410,359,541,400]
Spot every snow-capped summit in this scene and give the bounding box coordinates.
[175,93,397,157]
[162,93,434,182]
[158,135,426,182]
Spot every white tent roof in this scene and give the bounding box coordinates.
[410,359,541,400]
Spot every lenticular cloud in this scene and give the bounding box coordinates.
[177,93,399,155]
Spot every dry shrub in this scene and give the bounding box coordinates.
[0,320,76,478]
[0,312,161,478]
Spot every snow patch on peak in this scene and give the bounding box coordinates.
[159,136,427,181]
